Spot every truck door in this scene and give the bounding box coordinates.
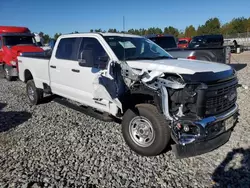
[49,37,82,97]
[50,36,111,111]
[72,37,111,109]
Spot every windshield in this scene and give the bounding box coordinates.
[104,36,173,61]
[148,36,177,49]
[188,36,204,48]
[3,36,36,46]
[178,40,188,44]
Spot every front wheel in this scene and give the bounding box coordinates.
[122,103,171,156]
[26,80,44,105]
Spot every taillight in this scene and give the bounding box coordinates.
[187,56,196,60]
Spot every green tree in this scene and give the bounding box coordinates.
[178,31,185,38]
[128,29,135,34]
[90,29,94,32]
[164,26,179,37]
[247,17,250,32]
[94,29,102,32]
[184,25,196,37]
[108,28,118,33]
[54,33,62,40]
[43,34,50,44]
[228,17,248,34]
[197,17,221,35]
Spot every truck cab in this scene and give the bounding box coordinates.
[18,33,239,158]
[0,26,44,81]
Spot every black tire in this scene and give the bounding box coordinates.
[122,103,171,156]
[26,80,43,105]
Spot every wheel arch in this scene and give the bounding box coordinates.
[24,69,33,83]
[120,85,163,114]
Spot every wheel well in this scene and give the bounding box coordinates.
[120,93,157,114]
[24,69,33,83]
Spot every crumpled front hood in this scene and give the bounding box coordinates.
[126,58,232,75]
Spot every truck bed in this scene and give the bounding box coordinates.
[20,51,52,60]
[18,55,50,88]
[166,46,230,64]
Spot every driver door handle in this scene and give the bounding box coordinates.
[50,65,56,69]
[72,69,80,73]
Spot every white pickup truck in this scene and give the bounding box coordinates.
[18,33,239,158]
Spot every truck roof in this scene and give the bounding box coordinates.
[0,26,30,34]
[60,32,143,38]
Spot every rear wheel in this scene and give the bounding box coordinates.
[26,80,44,105]
[122,103,171,156]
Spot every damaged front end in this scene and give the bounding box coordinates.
[120,61,239,159]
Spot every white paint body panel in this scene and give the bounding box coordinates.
[18,57,50,88]
[126,58,232,75]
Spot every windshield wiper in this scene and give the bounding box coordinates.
[152,56,174,60]
[125,57,155,60]
[125,56,174,61]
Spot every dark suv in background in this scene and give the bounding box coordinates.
[145,34,231,64]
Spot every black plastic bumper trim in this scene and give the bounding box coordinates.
[172,130,232,159]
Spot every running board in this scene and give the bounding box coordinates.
[53,98,114,122]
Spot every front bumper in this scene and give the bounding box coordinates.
[172,104,239,159]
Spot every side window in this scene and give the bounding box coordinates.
[55,38,81,60]
[78,37,109,69]
[0,38,2,49]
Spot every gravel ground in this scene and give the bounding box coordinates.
[0,52,250,188]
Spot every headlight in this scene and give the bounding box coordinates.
[10,60,17,66]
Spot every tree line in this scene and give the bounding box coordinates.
[41,17,250,44]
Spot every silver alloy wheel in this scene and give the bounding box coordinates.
[129,116,155,147]
[27,85,35,101]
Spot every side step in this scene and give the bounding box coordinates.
[53,97,114,122]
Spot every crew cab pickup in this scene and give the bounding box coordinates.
[0,26,44,81]
[18,33,239,158]
[146,34,231,64]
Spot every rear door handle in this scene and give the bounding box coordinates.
[50,65,56,69]
[72,69,80,73]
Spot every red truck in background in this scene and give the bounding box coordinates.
[0,26,44,81]
[177,37,191,48]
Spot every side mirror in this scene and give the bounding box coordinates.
[78,59,86,66]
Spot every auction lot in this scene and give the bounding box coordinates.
[0,52,250,188]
